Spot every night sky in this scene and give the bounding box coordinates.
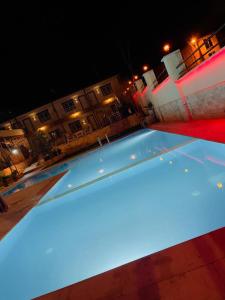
[1,1,225,122]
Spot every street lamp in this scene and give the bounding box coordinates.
[143,65,148,72]
[163,44,170,53]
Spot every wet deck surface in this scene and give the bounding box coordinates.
[151,119,225,144]
[36,226,225,300]
[0,173,65,240]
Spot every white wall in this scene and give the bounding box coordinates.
[176,47,225,96]
[145,47,225,122]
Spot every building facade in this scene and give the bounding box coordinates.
[0,129,30,173]
[1,75,124,145]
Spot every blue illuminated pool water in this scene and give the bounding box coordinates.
[1,129,225,299]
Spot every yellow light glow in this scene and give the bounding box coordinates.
[217,182,223,189]
[163,44,170,52]
[82,119,86,125]
[30,114,37,121]
[134,75,138,80]
[128,81,132,85]
[127,87,130,91]
[70,111,81,119]
[103,97,115,105]
[95,87,100,94]
[143,65,148,71]
[191,37,197,45]
[72,96,79,103]
[38,126,47,132]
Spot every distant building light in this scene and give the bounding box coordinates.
[163,44,170,52]
[70,111,81,119]
[103,97,115,105]
[12,148,19,155]
[143,65,148,72]
[190,37,197,45]
[38,126,47,132]
[95,87,100,94]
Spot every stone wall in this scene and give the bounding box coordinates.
[187,82,225,119]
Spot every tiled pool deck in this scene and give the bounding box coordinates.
[2,119,225,299]
[0,173,65,240]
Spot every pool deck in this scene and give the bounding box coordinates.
[0,173,65,240]
[36,226,225,300]
[34,119,225,300]
[150,119,225,144]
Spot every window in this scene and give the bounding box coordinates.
[204,38,213,49]
[37,110,51,123]
[100,83,113,96]
[62,99,75,113]
[69,120,82,133]
[49,129,61,139]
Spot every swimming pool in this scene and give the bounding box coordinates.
[3,129,190,198]
[1,129,225,299]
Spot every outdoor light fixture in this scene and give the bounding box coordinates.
[70,111,81,118]
[163,44,170,52]
[11,148,19,155]
[103,97,115,105]
[143,65,148,72]
[38,126,47,132]
[191,37,197,45]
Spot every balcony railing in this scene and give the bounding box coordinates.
[176,22,225,78]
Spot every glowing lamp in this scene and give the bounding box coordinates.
[143,65,148,72]
[163,44,170,52]
[191,37,197,45]
[134,75,138,80]
[12,149,19,155]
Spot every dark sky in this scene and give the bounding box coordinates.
[0,1,225,122]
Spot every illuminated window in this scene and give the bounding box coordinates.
[62,99,75,113]
[100,83,113,96]
[69,120,82,133]
[37,110,51,123]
